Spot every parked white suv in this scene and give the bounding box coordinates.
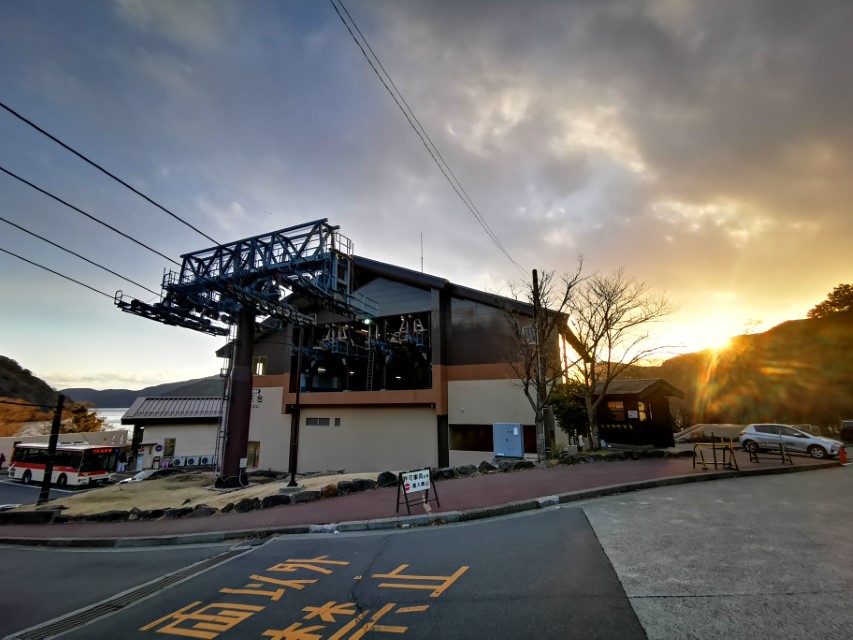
[739,423,843,459]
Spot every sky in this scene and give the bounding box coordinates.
[1,0,851,392]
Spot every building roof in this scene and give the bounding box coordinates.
[593,378,684,399]
[122,396,224,425]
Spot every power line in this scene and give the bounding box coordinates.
[0,164,180,266]
[0,215,160,297]
[0,100,220,246]
[329,0,526,275]
[0,245,113,299]
[0,399,56,410]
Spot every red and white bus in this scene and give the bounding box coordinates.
[8,443,120,488]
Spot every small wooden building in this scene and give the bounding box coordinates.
[593,379,683,448]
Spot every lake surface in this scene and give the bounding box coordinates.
[94,408,131,433]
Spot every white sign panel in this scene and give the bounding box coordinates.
[401,468,431,494]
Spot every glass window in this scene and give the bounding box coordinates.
[608,401,626,422]
[306,417,331,426]
[253,356,267,376]
[638,402,650,421]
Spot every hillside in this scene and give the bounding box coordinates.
[656,310,853,426]
[61,376,224,407]
[0,356,58,406]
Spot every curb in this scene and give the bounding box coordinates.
[0,460,839,549]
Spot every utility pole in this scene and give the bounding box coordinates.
[37,394,64,506]
[532,270,547,462]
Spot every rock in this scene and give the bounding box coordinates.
[261,494,291,509]
[144,508,166,520]
[435,467,456,480]
[497,460,516,472]
[337,480,355,494]
[350,478,377,492]
[164,507,193,519]
[513,460,534,470]
[455,464,477,477]
[127,507,144,521]
[477,461,497,473]
[377,471,398,488]
[320,483,339,498]
[182,498,192,505]
[221,503,235,513]
[185,504,217,518]
[234,498,262,513]
[293,491,322,504]
[85,510,130,522]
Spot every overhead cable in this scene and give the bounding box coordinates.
[0,215,160,297]
[0,246,113,299]
[329,0,526,275]
[0,165,179,266]
[0,100,220,246]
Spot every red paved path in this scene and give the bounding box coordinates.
[0,452,832,542]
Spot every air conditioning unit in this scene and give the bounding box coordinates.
[185,456,198,466]
[199,455,212,466]
[172,457,186,467]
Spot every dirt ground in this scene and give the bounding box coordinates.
[19,471,381,516]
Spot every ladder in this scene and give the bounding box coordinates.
[366,348,376,391]
[213,324,236,471]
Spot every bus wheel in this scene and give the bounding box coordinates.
[22,470,32,485]
[56,474,68,488]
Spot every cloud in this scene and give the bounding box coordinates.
[115,0,233,51]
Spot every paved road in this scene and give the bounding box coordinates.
[0,476,90,508]
[583,466,853,640]
[3,466,850,639]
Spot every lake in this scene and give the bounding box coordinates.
[94,408,131,433]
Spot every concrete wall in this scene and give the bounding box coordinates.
[449,449,495,467]
[138,424,217,468]
[295,407,438,474]
[448,379,535,425]
[249,386,290,471]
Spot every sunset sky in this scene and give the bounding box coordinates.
[1,1,850,392]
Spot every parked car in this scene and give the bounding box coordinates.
[118,468,186,484]
[739,423,843,459]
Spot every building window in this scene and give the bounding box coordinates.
[607,401,626,422]
[253,356,267,376]
[638,402,650,421]
[334,417,341,427]
[164,438,176,457]
[306,417,331,426]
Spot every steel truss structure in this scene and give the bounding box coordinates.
[114,218,377,487]
[115,219,377,331]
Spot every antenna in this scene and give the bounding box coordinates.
[420,232,424,273]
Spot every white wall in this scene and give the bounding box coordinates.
[139,424,218,465]
[249,386,290,471]
[448,379,535,425]
[296,407,437,473]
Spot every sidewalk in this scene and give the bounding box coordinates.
[0,451,839,547]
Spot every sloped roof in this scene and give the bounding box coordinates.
[592,378,684,399]
[122,396,224,424]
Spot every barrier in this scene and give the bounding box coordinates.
[746,438,793,466]
[692,436,739,471]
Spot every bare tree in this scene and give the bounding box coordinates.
[501,261,585,460]
[566,268,674,448]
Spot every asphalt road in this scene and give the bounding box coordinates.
[2,466,851,640]
[0,475,90,507]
